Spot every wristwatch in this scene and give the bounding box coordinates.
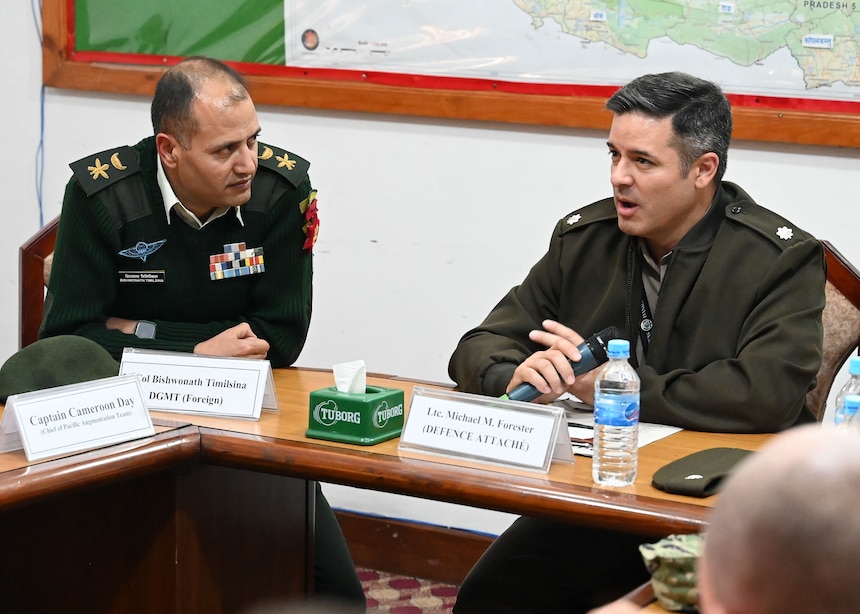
[134,320,157,339]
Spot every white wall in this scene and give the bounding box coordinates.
[4,3,858,536]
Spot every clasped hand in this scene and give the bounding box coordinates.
[194,323,269,360]
[506,319,598,405]
[106,318,269,361]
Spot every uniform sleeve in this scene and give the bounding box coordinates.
[638,238,825,433]
[40,177,137,354]
[448,221,566,395]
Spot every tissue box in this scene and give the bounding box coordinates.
[306,386,405,445]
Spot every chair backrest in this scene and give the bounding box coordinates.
[806,241,860,421]
[19,216,59,349]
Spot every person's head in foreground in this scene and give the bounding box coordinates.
[698,424,860,614]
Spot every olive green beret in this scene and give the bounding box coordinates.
[0,336,119,402]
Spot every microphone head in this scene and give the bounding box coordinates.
[587,326,625,362]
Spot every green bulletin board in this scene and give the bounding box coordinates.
[74,0,285,64]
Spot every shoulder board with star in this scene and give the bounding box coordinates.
[559,198,617,236]
[69,146,140,197]
[724,200,814,248]
[257,142,310,188]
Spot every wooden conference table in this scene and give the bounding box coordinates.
[0,368,769,613]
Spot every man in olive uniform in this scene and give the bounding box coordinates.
[449,72,825,613]
[40,57,363,609]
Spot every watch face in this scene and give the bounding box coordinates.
[135,321,156,339]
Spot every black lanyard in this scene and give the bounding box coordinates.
[639,295,653,355]
[625,241,654,364]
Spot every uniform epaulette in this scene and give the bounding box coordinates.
[559,198,616,235]
[257,142,310,188]
[724,200,812,249]
[69,146,140,197]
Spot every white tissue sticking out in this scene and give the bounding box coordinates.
[334,360,367,394]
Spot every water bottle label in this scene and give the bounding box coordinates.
[594,394,639,427]
[836,405,860,427]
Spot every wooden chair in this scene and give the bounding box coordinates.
[19,216,59,349]
[806,241,860,421]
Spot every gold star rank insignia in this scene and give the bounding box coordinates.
[70,145,140,196]
[88,158,110,180]
[276,154,296,170]
[256,141,310,188]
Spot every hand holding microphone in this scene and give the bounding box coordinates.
[503,325,625,402]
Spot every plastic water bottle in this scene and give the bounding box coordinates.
[834,357,860,427]
[592,338,640,487]
[846,396,860,431]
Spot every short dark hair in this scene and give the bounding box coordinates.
[605,72,732,182]
[150,56,249,148]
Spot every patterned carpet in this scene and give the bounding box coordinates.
[359,568,459,613]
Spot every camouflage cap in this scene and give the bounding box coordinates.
[639,533,703,612]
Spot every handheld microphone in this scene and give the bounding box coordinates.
[503,326,625,402]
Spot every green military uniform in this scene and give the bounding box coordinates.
[41,136,318,367]
[450,182,826,614]
[39,137,364,608]
[449,182,825,433]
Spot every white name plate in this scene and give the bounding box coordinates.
[399,387,573,473]
[0,375,155,462]
[119,348,278,420]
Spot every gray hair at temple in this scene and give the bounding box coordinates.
[605,72,732,183]
[151,56,249,148]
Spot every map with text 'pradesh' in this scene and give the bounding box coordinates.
[285,0,860,101]
[514,0,859,91]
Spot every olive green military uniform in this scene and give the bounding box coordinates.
[42,136,318,367]
[449,182,825,433]
[450,182,825,614]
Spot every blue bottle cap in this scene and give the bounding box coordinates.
[607,339,630,359]
[850,356,860,376]
[845,395,860,410]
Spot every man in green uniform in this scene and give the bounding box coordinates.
[449,72,826,612]
[40,56,363,609]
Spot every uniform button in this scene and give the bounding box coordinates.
[731,206,743,214]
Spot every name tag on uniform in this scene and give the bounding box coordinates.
[119,270,166,284]
[0,375,155,461]
[119,348,278,420]
[399,388,573,473]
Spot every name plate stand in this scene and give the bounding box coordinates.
[399,387,573,474]
[119,348,278,420]
[0,375,155,461]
